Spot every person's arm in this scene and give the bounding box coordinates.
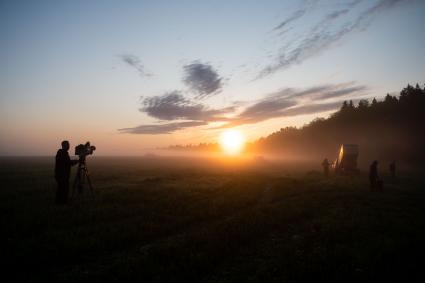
[64,152,78,166]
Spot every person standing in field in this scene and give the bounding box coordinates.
[369,160,379,191]
[322,158,330,177]
[55,140,78,204]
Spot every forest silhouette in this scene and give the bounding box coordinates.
[169,83,425,165]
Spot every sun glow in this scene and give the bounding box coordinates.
[219,129,245,155]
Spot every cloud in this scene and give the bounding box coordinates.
[281,101,344,116]
[272,0,321,31]
[140,91,233,121]
[257,0,409,79]
[218,82,367,128]
[183,61,223,99]
[118,121,207,135]
[325,9,350,20]
[120,54,153,77]
[119,90,234,135]
[272,9,307,31]
[286,83,367,100]
[234,94,297,124]
[120,83,366,134]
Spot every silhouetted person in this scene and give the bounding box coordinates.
[55,140,78,204]
[369,160,379,191]
[322,158,330,177]
[390,161,396,179]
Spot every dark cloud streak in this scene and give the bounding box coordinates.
[118,121,207,135]
[287,83,367,100]
[120,54,153,77]
[183,61,223,99]
[272,9,307,30]
[140,91,233,121]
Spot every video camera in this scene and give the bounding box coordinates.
[75,142,96,161]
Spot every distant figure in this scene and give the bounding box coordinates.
[390,161,396,179]
[369,160,379,191]
[322,158,331,176]
[55,141,78,204]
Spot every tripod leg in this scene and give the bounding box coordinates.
[78,175,84,194]
[78,166,85,194]
[72,168,80,198]
[85,168,94,195]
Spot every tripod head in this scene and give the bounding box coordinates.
[75,142,96,161]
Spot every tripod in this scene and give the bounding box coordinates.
[72,159,94,198]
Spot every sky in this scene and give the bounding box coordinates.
[1,0,424,155]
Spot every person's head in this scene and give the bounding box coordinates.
[61,140,70,151]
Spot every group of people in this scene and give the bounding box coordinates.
[321,157,397,191]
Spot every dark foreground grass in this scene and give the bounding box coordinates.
[1,157,425,282]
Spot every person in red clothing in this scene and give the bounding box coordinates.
[54,140,78,204]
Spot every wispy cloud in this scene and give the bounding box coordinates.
[118,121,207,135]
[272,0,321,31]
[286,82,367,100]
[257,0,408,79]
[120,54,153,77]
[183,61,223,99]
[281,101,344,116]
[272,9,307,31]
[119,91,233,134]
[120,82,366,134]
[234,95,297,124]
[218,82,367,128]
[140,91,233,121]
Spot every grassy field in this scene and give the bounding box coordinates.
[1,156,425,282]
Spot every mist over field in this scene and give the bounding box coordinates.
[2,0,425,282]
[165,84,425,169]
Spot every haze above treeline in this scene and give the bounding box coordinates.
[168,83,425,165]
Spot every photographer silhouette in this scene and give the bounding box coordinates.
[54,140,78,204]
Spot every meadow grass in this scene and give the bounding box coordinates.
[1,156,424,282]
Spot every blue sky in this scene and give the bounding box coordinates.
[1,0,424,155]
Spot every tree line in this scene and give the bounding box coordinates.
[254,83,425,165]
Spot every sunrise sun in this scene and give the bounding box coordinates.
[219,129,245,155]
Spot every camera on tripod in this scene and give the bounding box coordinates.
[72,141,96,197]
[75,142,96,162]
